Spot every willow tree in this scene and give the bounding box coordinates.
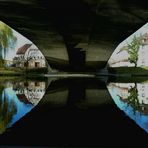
[0,22,17,61]
[0,88,17,134]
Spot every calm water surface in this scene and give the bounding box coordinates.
[0,77,148,146]
[0,78,48,134]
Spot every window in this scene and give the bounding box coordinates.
[35,82,40,86]
[142,93,145,97]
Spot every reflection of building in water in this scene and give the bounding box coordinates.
[13,44,46,68]
[108,82,148,133]
[137,83,148,104]
[109,83,134,99]
[0,80,46,134]
[109,83,148,114]
[13,81,46,105]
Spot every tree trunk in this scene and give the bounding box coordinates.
[0,45,3,59]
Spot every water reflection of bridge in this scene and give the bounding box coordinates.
[1,77,148,146]
[41,78,111,108]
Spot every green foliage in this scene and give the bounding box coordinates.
[0,85,4,93]
[0,89,17,134]
[0,59,5,67]
[25,67,48,74]
[127,36,140,67]
[0,22,17,60]
[127,84,141,113]
[0,22,16,49]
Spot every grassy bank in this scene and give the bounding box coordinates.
[108,67,148,76]
[108,76,148,83]
[0,68,23,76]
[0,67,48,76]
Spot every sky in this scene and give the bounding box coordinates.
[108,23,148,66]
[5,25,32,60]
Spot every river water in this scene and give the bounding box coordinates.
[0,77,148,146]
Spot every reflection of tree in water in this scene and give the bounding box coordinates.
[0,87,17,134]
[127,84,141,114]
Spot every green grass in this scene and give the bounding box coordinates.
[108,67,148,76]
[0,67,48,76]
[108,76,148,83]
[0,68,23,76]
[25,67,48,74]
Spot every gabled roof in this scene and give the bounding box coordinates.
[16,44,32,54]
[17,94,32,105]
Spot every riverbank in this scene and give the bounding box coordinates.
[0,67,48,76]
[108,67,148,76]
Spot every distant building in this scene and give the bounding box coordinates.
[109,33,148,67]
[137,33,148,66]
[138,33,148,46]
[13,44,46,68]
[108,46,135,67]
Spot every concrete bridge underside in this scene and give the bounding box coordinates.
[0,0,148,71]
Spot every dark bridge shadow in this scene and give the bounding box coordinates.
[0,0,148,71]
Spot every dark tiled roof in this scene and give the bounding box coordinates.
[17,94,32,104]
[16,44,32,54]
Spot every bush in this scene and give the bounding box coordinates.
[26,67,48,74]
[0,59,5,67]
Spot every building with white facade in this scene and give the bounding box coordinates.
[13,44,46,68]
[108,33,148,68]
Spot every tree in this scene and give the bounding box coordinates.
[127,36,140,67]
[0,22,17,60]
[0,86,17,134]
[127,84,141,114]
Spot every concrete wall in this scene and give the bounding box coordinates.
[1,0,148,69]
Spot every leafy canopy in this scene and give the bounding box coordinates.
[127,36,140,67]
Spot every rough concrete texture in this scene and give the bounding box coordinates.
[0,0,148,70]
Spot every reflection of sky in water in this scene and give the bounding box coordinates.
[3,87,33,128]
[0,80,46,134]
[108,85,148,133]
